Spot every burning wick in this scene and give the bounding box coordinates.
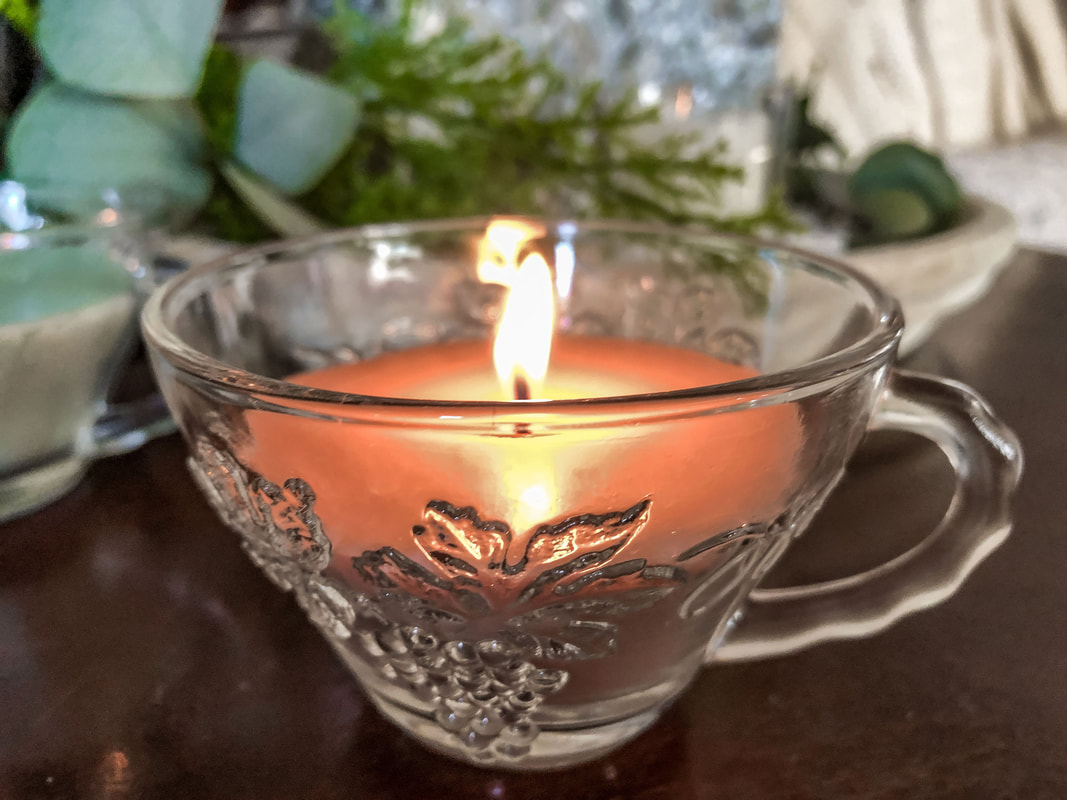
[513,376,533,434]
[513,376,531,401]
[479,219,556,403]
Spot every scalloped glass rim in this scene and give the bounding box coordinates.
[141,217,904,413]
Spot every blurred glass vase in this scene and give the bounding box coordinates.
[0,183,172,521]
[307,0,785,216]
[436,0,785,215]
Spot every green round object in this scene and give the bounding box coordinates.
[849,142,963,238]
[853,188,936,241]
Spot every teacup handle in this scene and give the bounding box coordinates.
[83,393,176,459]
[79,257,186,460]
[709,370,1023,663]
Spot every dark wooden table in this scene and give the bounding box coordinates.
[2,250,1064,799]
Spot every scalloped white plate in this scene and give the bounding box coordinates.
[844,197,1018,354]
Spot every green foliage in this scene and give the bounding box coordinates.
[219,161,325,236]
[196,44,243,154]
[36,0,223,98]
[4,0,223,229]
[7,83,211,216]
[783,89,847,212]
[788,92,846,160]
[197,170,274,243]
[295,4,774,234]
[785,91,964,248]
[234,59,361,194]
[7,0,792,300]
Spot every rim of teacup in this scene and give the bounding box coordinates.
[142,217,904,413]
[0,181,173,243]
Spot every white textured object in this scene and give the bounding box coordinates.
[779,0,1067,152]
[783,197,1016,358]
[949,134,1067,253]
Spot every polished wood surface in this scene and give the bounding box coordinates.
[2,250,1064,798]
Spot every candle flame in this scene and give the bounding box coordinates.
[478,219,555,400]
[477,219,545,286]
[493,252,554,399]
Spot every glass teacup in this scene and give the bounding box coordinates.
[0,182,173,521]
[142,219,1021,770]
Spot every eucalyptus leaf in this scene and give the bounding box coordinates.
[235,60,361,195]
[219,162,326,238]
[6,83,211,217]
[36,0,223,98]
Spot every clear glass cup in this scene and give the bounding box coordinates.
[0,182,173,521]
[142,219,1021,770]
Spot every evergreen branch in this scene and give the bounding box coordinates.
[195,1,794,307]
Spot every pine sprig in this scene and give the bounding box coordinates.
[193,1,793,311]
[297,3,784,236]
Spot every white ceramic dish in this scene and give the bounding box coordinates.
[844,197,1017,354]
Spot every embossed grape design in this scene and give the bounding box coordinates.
[338,498,690,756]
[187,435,787,757]
[357,623,567,759]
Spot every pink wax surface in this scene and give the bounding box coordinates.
[244,336,803,571]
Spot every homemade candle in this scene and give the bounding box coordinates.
[245,219,802,573]
[275,335,799,533]
[241,338,802,653]
[237,221,803,709]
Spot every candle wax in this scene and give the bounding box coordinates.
[245,336,802,567]
[242,335,803,701]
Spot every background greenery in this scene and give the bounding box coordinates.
[1,0,792,244]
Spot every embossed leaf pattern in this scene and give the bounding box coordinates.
[189,439,253,532]
[189,438,685,661]
[507,587,677,660]
[187,440,331,590]
[351,498,685,661]
[524,501,648,572]
[415,501,512,579]
[516,501,652,603]
[246,476,330,573]
[352,546,482,618]
[185,437,789,760]
[297,577,357,640]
